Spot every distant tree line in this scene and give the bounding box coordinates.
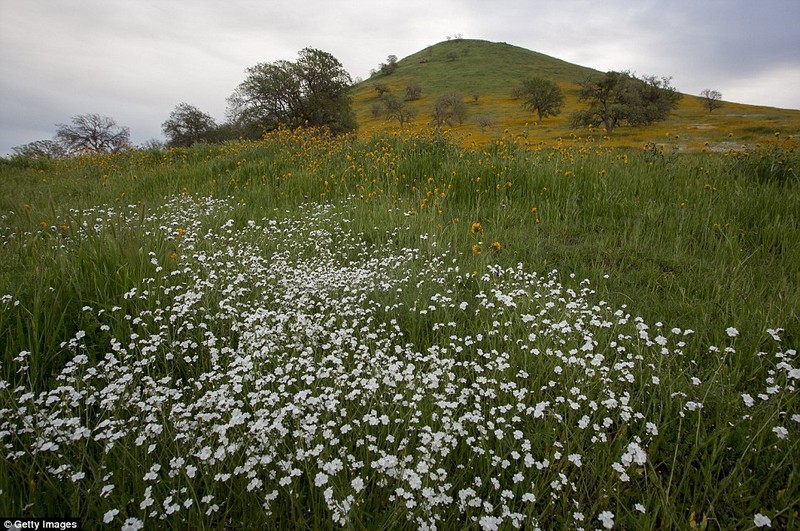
[11,113,132,159]
[11,47,358,158]
[10,44,728,159]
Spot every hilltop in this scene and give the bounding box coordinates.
[352,39,800,150]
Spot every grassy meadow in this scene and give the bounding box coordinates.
[1,127,799,529]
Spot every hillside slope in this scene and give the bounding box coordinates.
[351,39,800,150]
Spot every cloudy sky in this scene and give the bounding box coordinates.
[1,0,799,155]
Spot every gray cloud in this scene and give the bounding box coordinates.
[2,0,798,156]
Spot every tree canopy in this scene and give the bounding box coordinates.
[518,77,565,122]
[162,103,218,147]
[227,47,357,136]
[572,71,682,133]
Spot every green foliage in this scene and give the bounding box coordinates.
[572,71,682,133]
[227,47,357,135]
[380,54,398,75]
[161,103,218,147]
[727,142,798,185]
[518,77,565,121]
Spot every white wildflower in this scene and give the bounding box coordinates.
[598,510,615,529]
[684,401,703,412]
[121,517,144,531]
[754,513,772,527]
[772,426,789,440]
[479,515,502,530]
[103,509,119,524]
[766,328,782,342]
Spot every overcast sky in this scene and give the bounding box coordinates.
[2,0,799,156]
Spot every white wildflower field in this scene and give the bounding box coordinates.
[1,131,799,528]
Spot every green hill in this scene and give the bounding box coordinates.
[352,39,800,150]
[366,38,597,94]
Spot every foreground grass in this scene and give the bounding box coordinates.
[0,130,798,529]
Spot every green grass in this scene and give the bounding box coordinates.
[1,129,798,529]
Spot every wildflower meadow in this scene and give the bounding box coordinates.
[1,129,798,529]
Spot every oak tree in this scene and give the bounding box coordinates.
[162,103,217,147]
[572,71,681,133]
[227,47,356,136]
[518,77,565,121]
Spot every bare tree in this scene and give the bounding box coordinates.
[55,114,130,154]
[382,94,416,128]
[432,92,467,127]
[11,140,66,159]
[700,89,723,113]
[405,82,422,101]
[475,115,495,133]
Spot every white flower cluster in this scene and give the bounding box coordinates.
[1,195,796,529]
